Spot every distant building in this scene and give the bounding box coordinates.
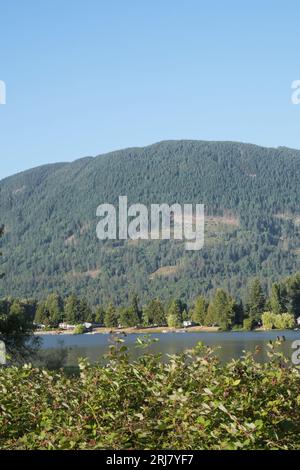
[183,320,193,328]
[33,323,46,330]
[297,317,300,326]
[58,322,75,330]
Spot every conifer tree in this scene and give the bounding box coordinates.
[143,299,166,326]
[104,303,119,328]
[167,300,183,328]
[207,289,235,330]
[191,296,207,325]
[247,279,265,323]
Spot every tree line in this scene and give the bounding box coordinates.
[1,272,300,331]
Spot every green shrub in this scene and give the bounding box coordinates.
[262,312,295,330]
[1,341,300,450]
[261,312,275,330]
[274,313,295,330]
[73,324,86,335]
[243,318,254,330]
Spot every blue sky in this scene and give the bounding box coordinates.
[0,0,300,179]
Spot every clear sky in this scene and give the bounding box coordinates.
[1,0,300,179]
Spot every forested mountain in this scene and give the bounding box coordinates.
[1,140,300,306]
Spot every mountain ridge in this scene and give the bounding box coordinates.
[1,139,300,305]
[3,139,300,184]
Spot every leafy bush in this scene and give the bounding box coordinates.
[261,312,275,330]
[243,318,254,330]
[1,340,300,450]
[274,313,295,330]
[73,324,86,335]
[262,312,295,330]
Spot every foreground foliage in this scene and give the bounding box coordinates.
[1,340,300,450]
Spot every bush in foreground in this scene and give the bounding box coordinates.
[1,339,300,450]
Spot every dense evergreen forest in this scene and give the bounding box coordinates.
[1,140,300,305]
[1,272,299,332]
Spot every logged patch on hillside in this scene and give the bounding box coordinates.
[12,185,26,195]
[149,265,179,279]
[65,268,101,280]
[275,213,300,226]
[206,214,239,227]
[64,234,77,245]
[204,214,239,246]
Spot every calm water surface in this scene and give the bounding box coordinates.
[38,330,300,366]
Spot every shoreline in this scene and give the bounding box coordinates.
[33,326,299,336]
[34,325,221,335]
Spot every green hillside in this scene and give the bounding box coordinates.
[1,140,300,305]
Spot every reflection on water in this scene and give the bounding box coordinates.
[37,330,300,367]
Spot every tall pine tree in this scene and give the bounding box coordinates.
[191,296,207,325]
[247,279,265,323]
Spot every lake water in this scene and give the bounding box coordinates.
[38,330,300,366]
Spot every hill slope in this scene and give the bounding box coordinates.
[1,140,300,305]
